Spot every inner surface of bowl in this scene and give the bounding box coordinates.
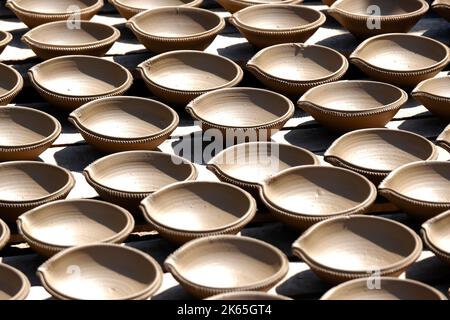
[322,278,445,300]
[20,200,132,247]
[0,64,20,96]
[0,162,71,202]
[0,107,58,146]
[210,142,318,184]
[383,162,450,203]
[132,8,221,37]
[144,182,252,231]
[300,216,418,271]
[116,0,196,10]
[171,237,285,288]
[301,81,404,111]
[27,22,115,45]
[190,88,292,127]
[354,35,448,71]
[86,152,195,193]
[425,211,450,253]
[235,6,321,30]
[31,57,129,96]
[416,76,450,97]
[40,245,159,300]
[0,265,26,300]
[73,97,176,139]
[145,52,240,91]
[326,129,435,172]
[251,44,345,81]
[333,0,424,15]
[264,166,373,215]
[0,31,8,42]
[12,0,99,13]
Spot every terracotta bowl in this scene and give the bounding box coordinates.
[28,55,133,111]
[164,235,289,298]
[0,264,30,300]
[327,0,429,39]
[0,106,61,161]
[258,166,377,230]
[322,0,336,5]
[127,7,225,53]
[22,21,120,60]
[350,34,450,87]
[321,277,447,300]
[186,87,295,141]
[437,125,450,152]
[412,76,450,121]
[17,199,135,257]
[0,219,10,251]
[0,161,75,224]
[138,50,243,106]
[0,31,12,56]
[230,5,326,48]
[140,181,257,244]
[0,63,23,105]
[298,80,408,132]
[207,142,319,196]
[37,244,163,300]
[379,161,450,221]
[207,291,292,300]
[109,0,203,19]
[216,0,303,13]
[247,43,348,97]
[69,96,179,153]
[324,128,438,184]
[6,0,104,28]
[84,151,197,212]
[432,0,450,21]
[292,215,422,284]
[422,210,450,266]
